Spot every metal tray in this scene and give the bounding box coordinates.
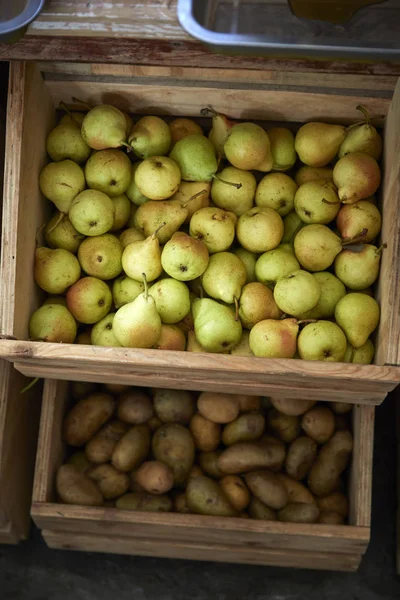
[0,0,44,43]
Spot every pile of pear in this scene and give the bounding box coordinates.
[31,102,384,364]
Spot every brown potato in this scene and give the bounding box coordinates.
[218,440,286,475]
[317,492,348,517]
[173,491,190,513]
[134,461,174,495]
[278,502,320,524]
[268,408,301,443]
[308,431,353,496]
[285,436,318,481]
[301,406,335,444]
[189,465,204,478]
[199,451,224,479]
[104,383,130,395]
[71,381,98,400]
[153,388,196,424]
[335,414,351,431]
[222,412,265,446]
[63,393,115,447]
[148,416,163,431]
[85,420,129,464]
[116,492,172,512]
[87,464,130,499]
[259,435,286,472]
[319,511,345,525]
[67,451,93,474]
[197,392,240,424]
[152,423,195,486]
[244,470,288,510]
[270,397,316,416]
[117,390,154,424]
[220,476,251,511]
[190,413,221,452]
[186,475,237,517]
[56,464,103,506]
[275,473,316,505]
[248,497,277,521]
[329,402,353,415]
[129,471,145,493]
[236,395,261,412]
[111,424,151,473]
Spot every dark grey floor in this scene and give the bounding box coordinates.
[0,393,399,600]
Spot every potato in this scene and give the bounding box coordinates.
[152,423,195,486]
[259,435,286,472]
[87,464,130,499]
[189,413,221,452]
[148,416,163,431]
[236,394,261,412]
[67,451,93,474]
[329,402,353,415]
[275,473,316,505]
[85,420,129,464]
[267,408,300,443]
[197,392,239,424]
[248,497,277,521]
[278,502,320,524]
[244,470,288,510]
[319,511,345,525]
[56,464,103,506]
[199,451,224,479]
[153,388,196,424]
[71,381,98,400]
[317,492,348,517]
[308,431,353,496]
[186,475,237,517]
[335,414,351,431]
[104,383,130,395]
[301,406,335,444]
[285,436,318,481]
[270,397,316,416]
[111,424,151,472]
[63,393,115,447]
[116,492,172,512]
[219,476,251,511]
[134,460,174,495]
[218,440,286,475]
[117,390,154,424]
[222,412,265,446]
[173,491,190,513]
[189,465,204,478]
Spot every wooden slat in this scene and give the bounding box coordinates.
[396,386,400,575]
[349,406,375,527]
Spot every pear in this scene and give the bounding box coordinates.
[45,213,85,253]
[122,228,163,282]
[119,227,145,248]
[134,200,188,244]
[169,134,218,181]
[186,330,206,353]
[211,167,256,216]
[128,115,171,158]
[267,127,296,171]
[113,277,162,348]
[297,272,346,320]
[85,149,132,197]
[169,118,203,146]
[344,339,375,364]
[59,111,85,126]
[234,248,257,283]
[335,293,380,348]
[193,298,242,353]
[239,282,281,329]
[91,313,121,347]
[161,232,209,281]
[39,160,85,214]
[334,244,382,290]
[206,108,236,157]
[236,207,284,253]
[297,321,347,362]
[274,270,321,317]
[153,324,186,351]
[189,207,236,253]
[112,276,144,309]
[126,163,150,206]
[43,296,68,307]
[29,303,77,343]
[169,181,210,221]
[255,173,298,217]
[110,194,131,232]
[255,245,300,284]
[249,318,298,358]
[295,166,334,186]
[46,123,91,164]
[333,152,381,204]
[78,234,123,280]
[338,108,382,160]
[66,276,113,324]
[148,278,191,323]
[134,156,181,200]
[224,123,272,171]
[69,189,115,236]
[282,211,305,245]
[122,112,134,137]
[294,180,340,225]
[336,200,382,243]
[294,224,342,271]
[201,252,247,305]
[294,122,346,167]
[81,104,127,150]
[35,247,81,294]
[230,331,253,357]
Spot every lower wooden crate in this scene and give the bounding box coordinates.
[31,379,374,570]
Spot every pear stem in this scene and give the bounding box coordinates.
[142,273,149,300]
[45,211,65,236]
[212,174,242,190]
[322,198,340,206]
[200,106,218,118]
[59,102,83,126]
[152,222,166,239]
[182,189,208,208]
[120,141,132,151]
[297,319,318,325]
[375,243,387,256]
[341,229,368,246]
[289,222,304,244]
[356,104,371,125]
[35,222,47,247]
[234,297,239,322]
[71,96,92,111]
[20,377,40,394]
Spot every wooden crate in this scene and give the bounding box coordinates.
[31,378,374,571]
[0,61,399,405]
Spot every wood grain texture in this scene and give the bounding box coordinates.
[349,406,375,527]
[397,386,400,574]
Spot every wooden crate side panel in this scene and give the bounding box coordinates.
[349,405,375,528]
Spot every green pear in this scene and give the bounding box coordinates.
[249,318,298,358]
[193,298,242,353]
[45,212,84,253]
[110,194,131,232]
[255,245,300,284]
[344,339,375,364]
[35,247,81,294]
[161,232,209,281]
[234,248,258,283]
[85,149,132,197]
[119,227,145,248]
[134,200,188,244]
[295,122,346,167]
[169,181,210,221]
[236,207,284,253]
[46,123,91,164]
[170,117,203,146]
[333,152,381,204]
[78,234,123,280]
[91,313,121,347]
[294,224,342,271]
[334,244,381,290]
[335,293,380,348]
[122,112,133,137]
[148,278,191,324]
[206,109,235,157]
[189,207,236,253]
[134,156,181,200]
[186,330,206,353]
[294,180,340,225]
[69,189,115,237]
[267,127,296,171]
[81,104,127,150]
[297,272,346,319]
[122,229,163,282]
[201,252,247,305]
[29,303,77,343]
[66,276,113,324]
[43,296,68,307]
[169,134,218,181]
[128,116,171,158]
[211,167,256,216]
[336,200,382,243]
[224,123,272,171]
[282,211,305,245]
[154,324,186,351]
[274,270,321,317]
[230,331,253,357]
[255,173,298,217]
[39,160,85,214]
[112,276,144,308]
[338,112,382,160]
[297,321,347,361]
[59,112,85,126]
[126,163,150,206]
[239,282,281,329]
[295,166,334,186]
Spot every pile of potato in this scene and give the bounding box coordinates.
[57,383,353,524]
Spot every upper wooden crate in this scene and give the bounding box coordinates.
[0,62,399,405]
